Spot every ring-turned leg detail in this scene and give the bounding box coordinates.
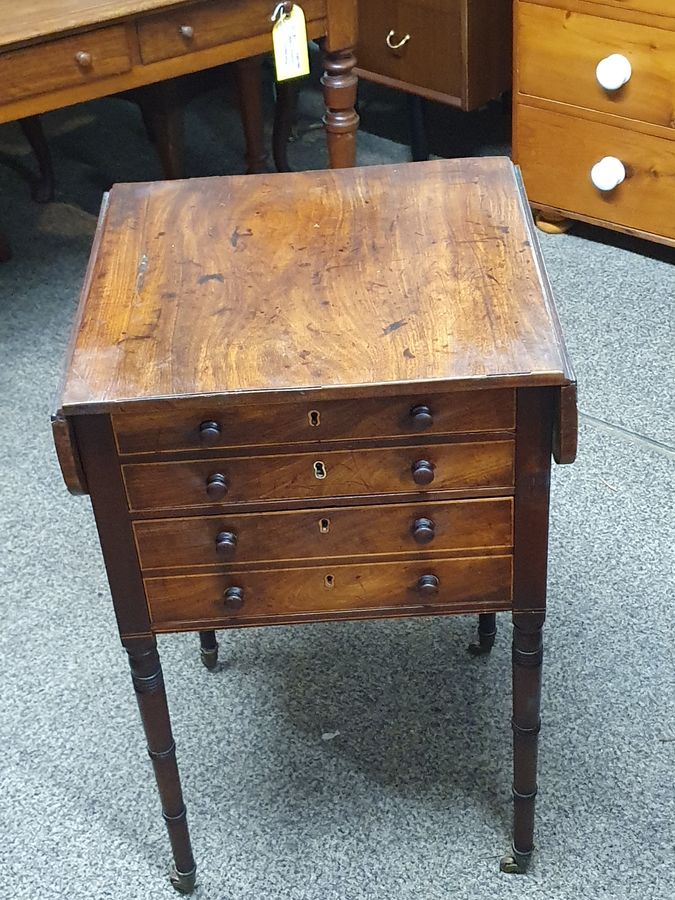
[468,612,497,656]
[125,638,197,893]
[319,41,359,169]
[502,613,544,873]
[199,630,219,670]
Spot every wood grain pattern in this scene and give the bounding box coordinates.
[560,0,673,19]
[56,158,574,416]
[145,554,513,629]
[516,103,675,241]
[134,497,514,570]
[517,3,675,130]
[122,440,515,512]
[138,0,325,65]
[0,25,130,103]
[113,389,515,455]
[51,414,88,495]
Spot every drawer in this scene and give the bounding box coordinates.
[113,389,515,455]
[145,554,513,628]
[516,104,675,241]
[0,27,131,104]
[138,0,326,64]
[134,497,514,570]
[123,440,515,511]
[576,0,672,16]
[517,3,675,130]
[358,0,463,97]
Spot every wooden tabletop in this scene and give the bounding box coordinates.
[1,0,189,49]
[58,157,575,414]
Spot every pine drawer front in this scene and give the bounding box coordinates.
[572,0,673,17]
[518,3,675,129]
[517,104,675,241]
[137,0,326,64]
[145,555,514,629]
[134,497,514,571]
[122,440,515,512]
[113,390,515,456]
[0,27,131,104]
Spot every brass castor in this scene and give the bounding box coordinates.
[500,847,532,874]
[534,210,573,235]
[170,866,197,894]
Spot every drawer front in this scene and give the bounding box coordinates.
[138,0,326,64]
[516,104,675,241]
[0,27,131,104]
[145,555,513,627]
[576,0,672,16]
[358,0,463,97]
[123,440,515,511]
[113,389,515,455]
[134,497,514,570]
[518,3,675,129]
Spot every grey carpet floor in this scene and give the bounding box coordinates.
[1,67,674,900]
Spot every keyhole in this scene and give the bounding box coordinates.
[313,461,327,479]
[324,574,335,589]
[308,409,321,427]
[319,518,331,533]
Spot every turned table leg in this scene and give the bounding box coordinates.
[125,637,196,894]
[198,630,219,670]
[319,41,358,168]
[467,612,497,656]
[501,612,544,874]
[20,115,55,203]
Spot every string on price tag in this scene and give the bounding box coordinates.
[271,2,310,82]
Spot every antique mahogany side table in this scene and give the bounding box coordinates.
[53,157,577,893]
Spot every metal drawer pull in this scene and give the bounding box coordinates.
[386,30,410,50]
[222,586,244,611]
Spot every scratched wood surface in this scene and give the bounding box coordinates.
[58,157,574,414]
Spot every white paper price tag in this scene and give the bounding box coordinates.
[271,3,310,82]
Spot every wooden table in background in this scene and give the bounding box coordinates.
[53,157,577,893]
[0,0,359,168]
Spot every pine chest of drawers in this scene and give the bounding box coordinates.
[514,0,675,246]
[53,157,577,893]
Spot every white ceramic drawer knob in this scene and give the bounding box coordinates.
[596,54,632,91]
[590,156,626,192]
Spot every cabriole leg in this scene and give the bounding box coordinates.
[501,612,544,874]
[125,637,197,894]
[198,630,219,670]
[468,612,497,656]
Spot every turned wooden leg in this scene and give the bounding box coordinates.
[407,94,429,162]
[319,41,359,169]
[501,612,544,874]
[20,115,54,202]
[534,210,573,235]
[233,56,268,174]
[0,230,11,262]
[468,612,497,656]
[125,637,196,894]
[198,630,219,670]
[273,79,300,173]
[136,83,185,180]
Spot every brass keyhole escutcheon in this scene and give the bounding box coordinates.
[308,409,321,427]
[313,460,327,479]
[324,574,335,589]
[319,517,331,533]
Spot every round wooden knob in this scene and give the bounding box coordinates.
[223,586,244,611]
[410,404,433,429]
[179,24,194,39]
[215,531,237,555]
[417,574,439,596]
[411,517,435,544]
[411,459,435,485]
[206,473,228,499]
[199,420,221,444]
[75,51,92,68]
